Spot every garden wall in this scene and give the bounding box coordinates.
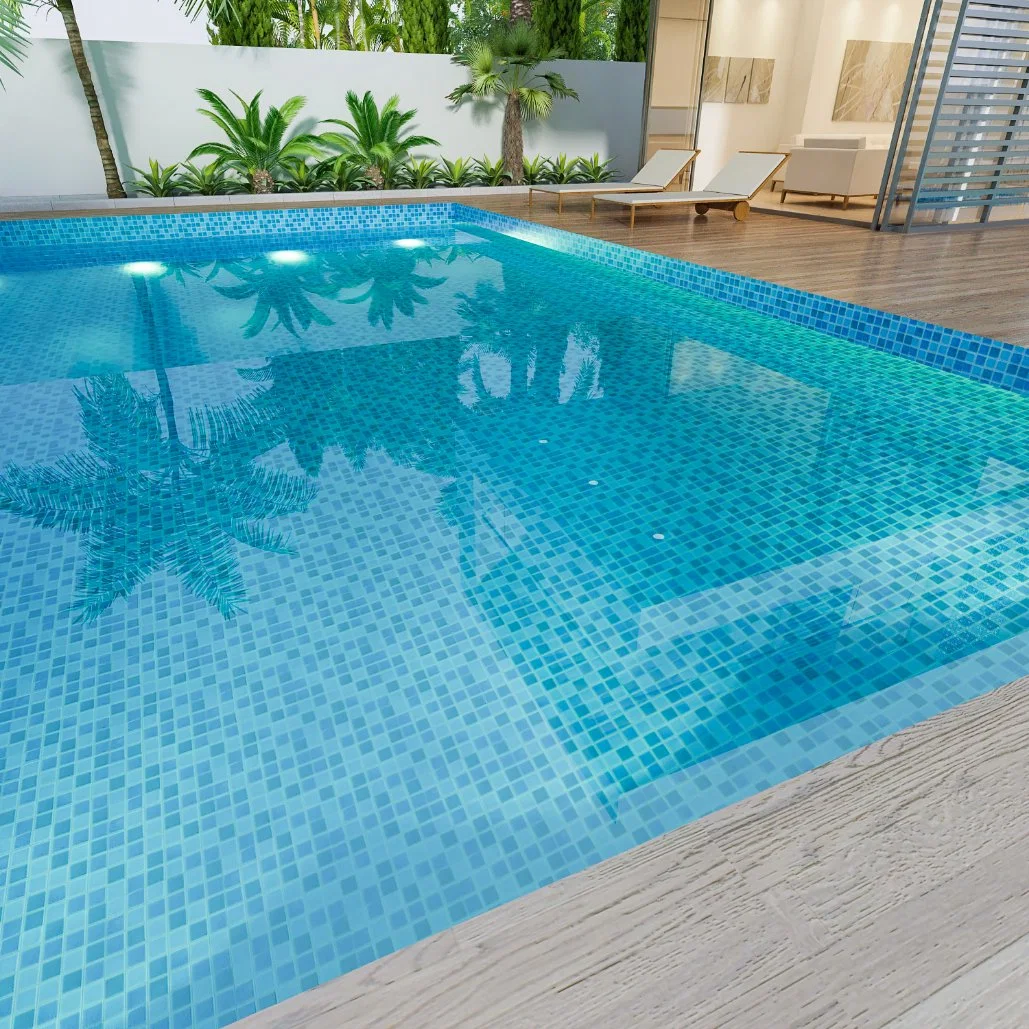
[0,40,646,198]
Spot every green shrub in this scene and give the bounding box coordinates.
[278,158,334,192]
[547,153,585,183]
[399,158,442,188]
[576,153,616,182]
[473,156,510,187]
[126,159,181,198]
[439,156,477,187]
[176,160,247,195]
[521,155,554,184]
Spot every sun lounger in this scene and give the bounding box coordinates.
[591,152,789,228]
[529,150,699,213]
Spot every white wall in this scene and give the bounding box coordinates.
[694,0,805,185]
[0,41,645,197]
[694,0,924,183]
[24,0,206,44]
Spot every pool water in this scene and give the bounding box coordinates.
[2,218,1029,1028]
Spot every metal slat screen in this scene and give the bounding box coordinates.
[876,0,1029,229]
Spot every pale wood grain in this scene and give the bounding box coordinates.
[235,677,1029,1029]
[885,932,1029,1028]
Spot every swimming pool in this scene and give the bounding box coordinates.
[2,202,1029,1028]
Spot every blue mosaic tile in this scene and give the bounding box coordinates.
[1,203,1029,1028]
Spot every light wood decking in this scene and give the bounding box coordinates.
[237,676,1029,1028]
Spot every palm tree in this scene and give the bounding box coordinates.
[448,20,578,185]
[189,88,323,193]
[320,90,438,188]
[0,1,257,199]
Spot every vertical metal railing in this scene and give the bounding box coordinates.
[877,0,1029,229]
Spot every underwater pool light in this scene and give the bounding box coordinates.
[393,238,426,249]
[267,250,309,265]
[122,261,167,277]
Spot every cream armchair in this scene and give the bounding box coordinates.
[780,137,888,209]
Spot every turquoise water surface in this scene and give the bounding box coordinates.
[2,222,1029,1028]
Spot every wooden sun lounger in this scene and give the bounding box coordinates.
[591,152,789,229]
[528,150,699,213]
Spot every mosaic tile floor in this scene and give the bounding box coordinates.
[2,214,1029,1028]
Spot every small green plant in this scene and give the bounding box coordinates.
[398,158,442,188]
[315,156,375,192]
[278,158,334,193]
[473,156,510,187]
[575,153,616,183]
[521,154,553,185]
[547,153,585,184]
[176,160,247,196]
[439,156,477,188]
[126,159,181,198]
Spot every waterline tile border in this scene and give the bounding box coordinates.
[1,199,1026,397]
[453,203,1029,397]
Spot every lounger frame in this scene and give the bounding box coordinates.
[528,151,699,213]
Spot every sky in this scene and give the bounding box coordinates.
[26,0,208,44]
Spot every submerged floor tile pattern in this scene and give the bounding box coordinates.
[1,206,1029,1027]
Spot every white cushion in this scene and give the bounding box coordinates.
[703,152,787,197]
[631,149,698,187]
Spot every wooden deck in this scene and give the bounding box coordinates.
[237,676,1029,1029]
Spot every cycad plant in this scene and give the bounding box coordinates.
[126,160,181,198]
[189,88,323,193]
[316,155,376,191]
[448,20,578,185]
[320,90,439,188]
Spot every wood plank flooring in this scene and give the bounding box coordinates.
[236,676,1029,1029]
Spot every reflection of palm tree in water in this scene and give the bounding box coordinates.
[208,254,341,338]
[0,278,315,621]
[325,247,447,330]
[208,244,454,338]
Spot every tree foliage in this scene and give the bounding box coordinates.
[614,0,648,62]
[209,0,277,45]
[534,0,581,61]
[399,0,450,53]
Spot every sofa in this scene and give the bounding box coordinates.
[776,136,889,209]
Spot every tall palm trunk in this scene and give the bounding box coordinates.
[310,1,321,44]
[54,0,126,199]
[502,91,524,184]
[510,0,532,20]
